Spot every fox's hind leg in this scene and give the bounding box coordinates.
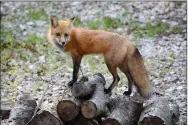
[104,63,120,94]
[118,64,134,96]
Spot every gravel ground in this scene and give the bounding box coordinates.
[1,2,187,125]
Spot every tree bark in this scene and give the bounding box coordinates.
[138,97,179,125]
[81,73,109,119]
[102,96,143,125]
[28,110,62,125]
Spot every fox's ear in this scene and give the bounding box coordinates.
[50,16,59,28]
[70,17,75,23]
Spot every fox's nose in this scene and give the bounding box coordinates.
[60,41,65,45]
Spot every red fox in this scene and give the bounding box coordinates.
[47,16,151,98]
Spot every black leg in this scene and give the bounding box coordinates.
[105,75,120,94]
[68,55,82,87]
[104,64,120,94]
[123,72,133,96]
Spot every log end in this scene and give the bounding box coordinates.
[102,118,120,125]
[81,101,97,119]
[57,100,79,121]
[139,116,165,125]
[72,82,83,98]
[28,111,62,125]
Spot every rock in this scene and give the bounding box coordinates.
[36,20,46,26]
[39,56,45,63]
[26,21,34,26]
[8,59,17,66]
[19,24,26,31]
[170,21,178,27]
[138,15,145,23]
[22,31,27,36]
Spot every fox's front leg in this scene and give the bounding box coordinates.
[68,55,82,87]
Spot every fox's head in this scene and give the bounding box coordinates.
[48,16,75,46]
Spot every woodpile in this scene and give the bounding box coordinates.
[1,73,180,125]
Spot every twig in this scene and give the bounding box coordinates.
[25,75,51,125]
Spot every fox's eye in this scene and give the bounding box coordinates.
[56,33,61,36]
[64,33,69,37]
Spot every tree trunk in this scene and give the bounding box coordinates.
[138,97,179,125]
[81,73,109,119]
[102,96,143,125]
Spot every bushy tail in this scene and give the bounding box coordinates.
[127,48,151,98]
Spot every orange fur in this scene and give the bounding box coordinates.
[48,16,151,98]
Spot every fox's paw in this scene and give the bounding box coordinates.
[80,76,88,82]
[68,80,75,87]
[123,90,132,96]
[104,89,112,96]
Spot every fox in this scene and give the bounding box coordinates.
[47,16,151,98]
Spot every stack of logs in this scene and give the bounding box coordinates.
[2,73,180,125]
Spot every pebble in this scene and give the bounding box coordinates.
[26,21,34,26]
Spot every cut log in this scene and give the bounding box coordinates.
[81,73,109,119]
[0,99,15,120]
[8,93,37,125]
[138,97,179,125]
[28,110,62,125]
[74,117,99,125]
[73,115,100,125]
[57,98,82,122]
[71,74,105,98]
[102,96,143,125]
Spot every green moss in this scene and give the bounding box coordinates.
[128,20,185,37]
[8,81,20,101]
[86,16,123,30]
[1,25,16,50]
[73,17,83,27]
[134,22,170,37]
[103,16,122,30]
[170,27,184,34]
[169,51,175,64]
[28,8,48,21]
[87,20,101,30]
[122,11,131,17]
[9,81,19,87]
[1,27,47,71]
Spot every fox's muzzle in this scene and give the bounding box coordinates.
[58,40,68,45]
